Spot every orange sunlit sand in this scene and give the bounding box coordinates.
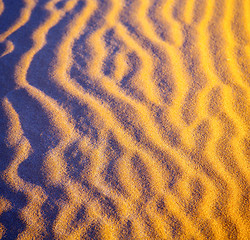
[0,0,249,239]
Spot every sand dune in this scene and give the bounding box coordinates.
[0,0,249,239]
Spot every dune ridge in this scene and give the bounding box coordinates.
[0,0,249,239]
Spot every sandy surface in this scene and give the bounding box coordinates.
[0,0,249,239]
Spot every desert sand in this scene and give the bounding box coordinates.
[0,0,249,239]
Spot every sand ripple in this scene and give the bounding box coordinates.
[0,0,249,239]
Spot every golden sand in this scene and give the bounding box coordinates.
[0,0,249,239]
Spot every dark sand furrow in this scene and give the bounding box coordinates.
[119,0,176,105]
[229,0,250,86]
[148,0,174,43]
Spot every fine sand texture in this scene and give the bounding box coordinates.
[0,0,249,239]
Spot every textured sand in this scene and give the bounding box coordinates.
[0,0,249,239]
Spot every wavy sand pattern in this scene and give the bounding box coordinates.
[0,0,249,239]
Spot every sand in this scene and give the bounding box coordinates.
[0,0,249,239]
